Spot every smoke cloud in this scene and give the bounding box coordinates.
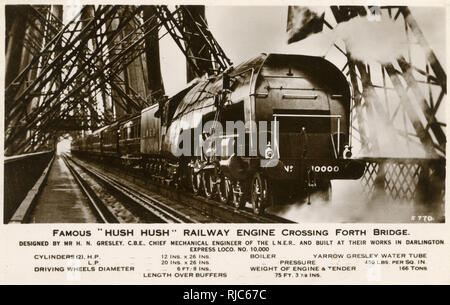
[353,104,428,158]
[336,16,408,64]
[267,180,444,223]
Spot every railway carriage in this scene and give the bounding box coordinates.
[71,138,81,154]
[101,123,119,160]
[118,114,141,166]
[91,127,103,156]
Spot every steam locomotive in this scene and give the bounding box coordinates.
[71,53,365,215]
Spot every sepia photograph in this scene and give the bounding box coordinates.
[1,0,450,288]
[3,3,446,225]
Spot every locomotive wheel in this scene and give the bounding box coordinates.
[202,170,216,199]
[251,172,269,215]
[152,161,158,179]
[189,167,202,195]
[232,181,246,209]
[218,175,232,205]
[156,160,161,175]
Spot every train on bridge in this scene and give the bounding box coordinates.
[71,53,365,215]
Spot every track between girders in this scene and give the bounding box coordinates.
[71,155,294,223]
[64,155,199,223]
[62,155,119,223]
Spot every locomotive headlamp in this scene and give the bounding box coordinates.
[343,145,352,159]
[264,142,274,159]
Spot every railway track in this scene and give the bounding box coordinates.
[63,154,198,223]
[71,155,294,223]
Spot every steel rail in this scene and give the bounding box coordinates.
[67,155,197,223]
[74,156,294,224]
[61,154,120,223]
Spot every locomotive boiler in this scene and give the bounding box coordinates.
[72,53,365,215]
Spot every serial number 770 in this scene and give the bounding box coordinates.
[411,215,434,222]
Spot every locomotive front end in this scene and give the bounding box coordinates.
[149,53,365,215]
[253,54,364,198]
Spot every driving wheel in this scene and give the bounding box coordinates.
[218,175,232,204]
[251,172,269,215]
[232,181,246,209]
[202,170,216,199]
[189,167,202,195]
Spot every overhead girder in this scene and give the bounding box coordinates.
[287,5,446,158]
[154,5,232,81]
[5,6,119,152]
[7,7,127,120]
[182,6,214,82]
[5,5,31,88]
[5,5,446,158]
[5,5,153,153]
[143,6,165,101]
[350,7,445,157]
[6,5,114,121]
[5,4,232,155]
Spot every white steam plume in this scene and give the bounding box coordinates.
[336,16,408,64]
[267,180,443,223]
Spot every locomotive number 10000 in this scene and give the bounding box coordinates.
[311,165,340,173]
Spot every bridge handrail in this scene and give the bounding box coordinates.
[4,150,54,164]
